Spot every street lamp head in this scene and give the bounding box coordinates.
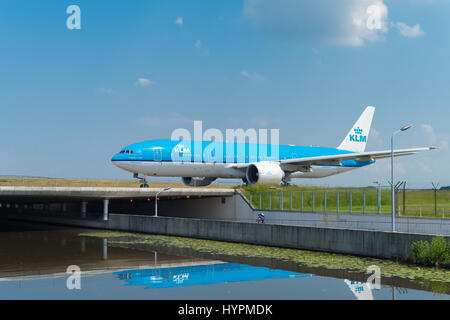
[163,187,171,191]
[400,125,412,131]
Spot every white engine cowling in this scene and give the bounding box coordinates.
[182,177,216,187]
[246,162,285,185]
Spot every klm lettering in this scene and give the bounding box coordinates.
[349,134,367,143]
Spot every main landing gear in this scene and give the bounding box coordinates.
[134,173,149,188]
[281,177,292,186]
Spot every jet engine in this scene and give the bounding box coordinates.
[182,177,216,187]
[246,162,285,185]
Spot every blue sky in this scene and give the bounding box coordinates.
[0,0,449,187]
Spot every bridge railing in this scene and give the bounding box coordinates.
[246,189,450,218]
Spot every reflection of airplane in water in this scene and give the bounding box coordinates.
[114,262,311,289]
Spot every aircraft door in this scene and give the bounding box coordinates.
[153,148,162,162]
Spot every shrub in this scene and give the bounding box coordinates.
[409,235,450,267]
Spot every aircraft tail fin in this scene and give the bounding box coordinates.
[338,106,375,153]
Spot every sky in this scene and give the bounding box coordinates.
[0,0,449,188]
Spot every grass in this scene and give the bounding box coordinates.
[0,177,232,189]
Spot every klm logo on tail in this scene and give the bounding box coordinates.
[349,127,367,143]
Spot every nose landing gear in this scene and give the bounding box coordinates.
[133,173,149,188]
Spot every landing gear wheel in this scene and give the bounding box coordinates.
[134,173,149,188]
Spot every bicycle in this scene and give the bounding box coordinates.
[256,214,265,224]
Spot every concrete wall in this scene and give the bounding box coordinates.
[251,209,450,236]
[4,213,448,260]
[157,191,254,222]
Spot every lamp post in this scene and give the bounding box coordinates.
[155,187,171,217]
[391,125,411,231]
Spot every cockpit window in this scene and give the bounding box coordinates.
[120,150,134,154]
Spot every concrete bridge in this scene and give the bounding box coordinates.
[1,186,449,260]
[0,186,241,221]
[0,186,235,199]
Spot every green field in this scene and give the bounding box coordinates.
[0,177,232,189]
[242,185,450,218]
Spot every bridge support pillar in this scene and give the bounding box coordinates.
[81,201,87,219]
[103,199,109,221]
[103,238,108,260]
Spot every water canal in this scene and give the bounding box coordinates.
[0,218,448,300]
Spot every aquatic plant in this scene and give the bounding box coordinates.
[79,231,450,292]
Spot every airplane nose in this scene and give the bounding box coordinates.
[111,154,120,163]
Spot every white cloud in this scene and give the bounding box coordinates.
[240,70,266,81]
[420,124,448,150]
[175,17,183,25]
[393,22,425,38]
[420,124,436,142]
[135,78,154,87]
[194,40,210,56]
[243,0,389,47]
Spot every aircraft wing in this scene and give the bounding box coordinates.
[232,146,437,169]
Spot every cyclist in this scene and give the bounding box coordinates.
[257,213,265,224]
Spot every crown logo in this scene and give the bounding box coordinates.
[354,127,363,135]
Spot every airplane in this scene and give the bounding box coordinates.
[111,106,437,187]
